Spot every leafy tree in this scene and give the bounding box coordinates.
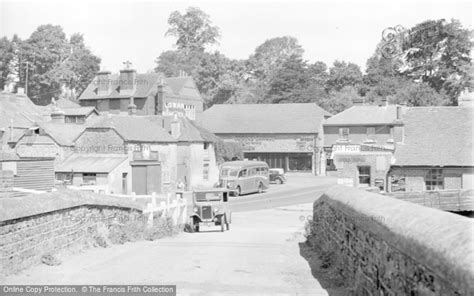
[19,25,100,104]
[326,60,363,92]
[0,35,22,91]
[265,54,311,103]
[166,7,220,54]
[391,81,449,106]
[321,86,359,114]
[248,36,304,82]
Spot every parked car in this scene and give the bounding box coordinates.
[218,160,269,196]
[188,188,231,232]
[269,168,286,184]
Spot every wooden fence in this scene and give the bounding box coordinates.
[388,189,474,212]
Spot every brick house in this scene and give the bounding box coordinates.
[388,107,474,192]
[323,101,406,190]
[198,103,331,175]
[78,66,203,120]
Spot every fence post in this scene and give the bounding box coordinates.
[151,192,157,206]
[132,192,136,201]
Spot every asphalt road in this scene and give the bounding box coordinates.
[228,174,336,212]
[1,174,340,296]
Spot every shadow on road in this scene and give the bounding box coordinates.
[298,241,352,296]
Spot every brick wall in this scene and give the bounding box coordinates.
[0,190,144,275]
[307,186,474,295]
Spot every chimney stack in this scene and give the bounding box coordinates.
[97,70,112,96]
[170,113,181,139]
[128,96,137,115]
[119,61,136,95]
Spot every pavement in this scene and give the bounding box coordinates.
[1,174,341,296]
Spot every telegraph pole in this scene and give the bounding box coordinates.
[23,61,30,95]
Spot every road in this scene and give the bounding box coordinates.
[1,174,341,296]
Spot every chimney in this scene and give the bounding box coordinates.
[170,113,181,139]
[352,97,364,106]
[128,96,137,115]
[155,78,164,115]
[97,70,112,96]
[51,109,65,123]
[119,61,136,95]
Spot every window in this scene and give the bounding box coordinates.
[110,99,120,110]
[203,163,209,180]
[82,173,96,184]
[249,168,257,176]
[426,169,444,190]
[358,166,371,186]
[367,127,375,136]
[326,159,336,171]
[203,143,209,150]
[338,128,350,141]
[238,169,247,178]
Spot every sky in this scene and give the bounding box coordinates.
[0,0,472,73]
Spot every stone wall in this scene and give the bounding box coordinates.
[307,185,474,295]
[0,190,144,275]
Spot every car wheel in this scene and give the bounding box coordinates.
[195,224,200,232]
[258,182,264,193]
[235,186,241,196]
[187,218,195,233]
[276,178,283,184]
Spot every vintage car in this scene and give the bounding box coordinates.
[188,188,231,232]
[269,168,286,184]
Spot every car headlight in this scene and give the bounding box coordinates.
[213,208,219,212]
[193,207,198,212]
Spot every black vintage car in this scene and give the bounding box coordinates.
[188,188,231,232]
[269,168,286,184]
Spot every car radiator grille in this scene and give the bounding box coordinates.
[201,206,212,219]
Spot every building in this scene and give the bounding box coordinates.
[0,151,55,196]
[72,115,177,195]
[14,115,87,164]
[323,101,406,190]
[198,103,331,175]
[0,90,50,148]
[147,115,221,190]
[388,107,474,192]
[78,66,204,119]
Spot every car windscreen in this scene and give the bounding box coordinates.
[220,167,239,177]
[195,192,222,202]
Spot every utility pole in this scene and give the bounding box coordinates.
[22,61,31,95]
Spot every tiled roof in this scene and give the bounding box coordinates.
[87,115,176,143]
[46,98,81,109]
[61,107,97,116]
[78,73,202,102]
[145,115,220,143]
[324,105,402,126]
[198,103,331,134]
[56,154,128,173]
[36,122,87,146]
[393,107,473,167]
[0,92,50,129]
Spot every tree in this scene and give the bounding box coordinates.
[326,60,363,92]
[248,36,304,82]
[19,25,100,104]
[391,81,449,106]
[166,7,220,54]
[401,19,472,104]
[0,35,22,91]
[265,54,312,103]
[322,86,359,114]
